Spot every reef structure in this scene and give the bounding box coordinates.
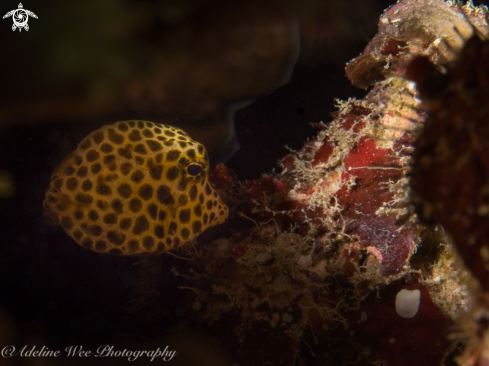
[409,29,489,366]
[131,1,489,365]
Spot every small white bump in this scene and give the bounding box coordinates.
[395,289,421,319]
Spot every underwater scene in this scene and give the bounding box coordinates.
[2,0,489,365]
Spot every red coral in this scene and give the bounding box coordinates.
[170,2,487,365]
[246,106,415,274]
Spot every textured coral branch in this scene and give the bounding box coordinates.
[132,0,489,364]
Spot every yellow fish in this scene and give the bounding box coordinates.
[43,121,228,255]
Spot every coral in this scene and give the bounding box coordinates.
[411,35,489,293]
[409,34,489,366]
[345,0,489,89]
[244,76,422,276]
[126,1,489,365]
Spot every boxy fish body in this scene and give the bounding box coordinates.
[43,120,228,255]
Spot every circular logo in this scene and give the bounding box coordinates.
[12,9,28,28]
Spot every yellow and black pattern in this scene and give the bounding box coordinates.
[43,121,228,255]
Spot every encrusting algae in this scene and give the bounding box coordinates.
[43,120,228,255]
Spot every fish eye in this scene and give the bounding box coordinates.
[187,164,202,176]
